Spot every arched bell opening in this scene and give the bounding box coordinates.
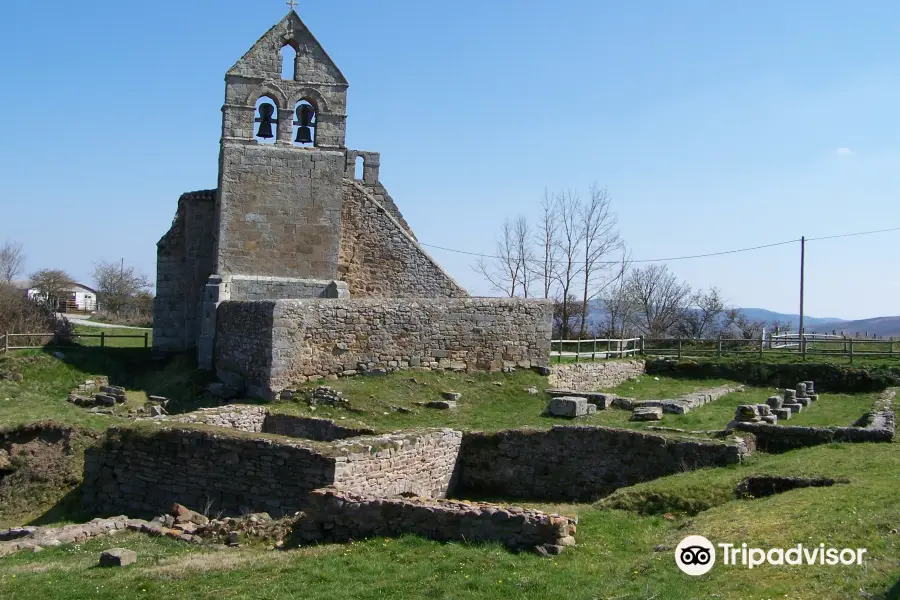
[354,155,365,180]
[254,96,279,144]
[293,99,317,147]
[281,44,297,80]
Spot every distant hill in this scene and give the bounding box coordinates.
[808,316,900,338]
[737,309,847,330]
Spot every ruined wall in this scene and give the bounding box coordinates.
[548,361,646,391]
[82,426,462,518]
[263,414,375,442]
[457,426,747,501]
[214,302,274,397]
[735,422,894,453]
[333,429,462,498]
[294,488,576,552]
[153,190,216,352]
[229,276,344,301]
[339,181,466,298]
[214,297,553,395]
[215,143,344,281]
[82,427,335,518]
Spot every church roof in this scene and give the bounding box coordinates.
[227,11,348,86]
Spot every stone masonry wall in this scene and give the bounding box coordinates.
[214,297,553,396]
[82,426,463,518]
[548,360,646,391]
[332,429,462,498]
[153,190,217,352]
[82,426,336,518]
[457,426,747,501]
[293,488,576,553]
[214,302,273,396]
[339,181,467,298]
[215,143,345,281]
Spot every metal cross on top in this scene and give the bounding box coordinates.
[286,0,297,9]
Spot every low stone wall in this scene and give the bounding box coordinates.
[216,297,553,397]
[457,426,748,501]
[736,389,896,453]
[166,405,375,442]
[548,361,645,391]
[82,426,462,518]
[332,430,462,498]
[293,488,576,553]
[264,414,375,442]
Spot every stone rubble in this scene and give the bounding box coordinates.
[99,548,137,567]
[630,406,663,421]
[547,397,596,418]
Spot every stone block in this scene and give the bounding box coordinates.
[784,403,803,414]
[735,405,760,422]
[99,548,137,567]
[796,397,810,407]
[442,392,462,401]
[784,389,796,401]
[804,381,815,394]
[94,394,117,407]
[761,415,778,424]
[631,406,663,421]
[773,408,792,420]
[796,383,808,399]
[756,404,772,417]
[547,397,590,418]
[766,396,783,410]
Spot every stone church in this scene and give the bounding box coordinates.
[153,10,550,396]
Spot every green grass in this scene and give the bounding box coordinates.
[1,441,898,599]
[71,324,152,348]
[599,374,737,399]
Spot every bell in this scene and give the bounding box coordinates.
[295,126,313,144]
[297,104,315,127]
[255,103,277,139]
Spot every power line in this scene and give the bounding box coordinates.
[420,224,899,266]
[806,226,900,242]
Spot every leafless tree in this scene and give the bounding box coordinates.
[577,185,621,337]
[722,308,767,340]
[552,190,585,339]
[677,287,726,339]
[512,215,534,298]
[535,190,560,300]
[93,260,152,317]
[0,240,25,283]
[599,250,633,338]
[624,264,692,337]
[29,269,75,309]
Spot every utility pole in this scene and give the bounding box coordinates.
[799,236,806,355]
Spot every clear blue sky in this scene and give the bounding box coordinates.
[1,0,897,320]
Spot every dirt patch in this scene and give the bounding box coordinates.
[734,475,848,499]
[0,422,101,527]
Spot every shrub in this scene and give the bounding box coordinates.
[0,283,73,345]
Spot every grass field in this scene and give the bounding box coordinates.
[0,346,897,599]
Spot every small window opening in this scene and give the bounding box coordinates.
[254,97,279,144]
[281,45,297,80]
[293,100,317,146]
[355,156,365,180]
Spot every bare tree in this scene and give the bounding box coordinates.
[577,185,621,337]
[0,240,25,283]
[722,308,767,340]
[599,250,633,338]
[624,264,692,337]
[535,190,560,299]
[93,260,152,317]
[474,216,533,298]
[552,190,585,339]
[677,287,726,339]
[29,269,75,310]
[512,215,534,298]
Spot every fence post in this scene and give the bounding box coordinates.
[801,333,806,361]
[592,338,597,361]
[144,332,149,349]
[100,331,105,349]
[677,338,683,360]
[716,337,722,359]
[576,338,581,362]
[3,333,7,355]
[849,338,854,364]
[759,331,764,360]
[640,336,645,356]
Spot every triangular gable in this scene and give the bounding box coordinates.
[227,11,348,86]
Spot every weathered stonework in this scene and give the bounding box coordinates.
[215,297,553,397]
[548,361,646,391]
[456,426,748,502]
[294,488,576,554]
[82,426,462,518]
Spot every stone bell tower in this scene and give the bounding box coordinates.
[198,10,352,366]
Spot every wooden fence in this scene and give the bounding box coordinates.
[1,331,151,353]
[552,334,897,363]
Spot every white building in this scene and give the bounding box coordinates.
[10,280,98,313]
